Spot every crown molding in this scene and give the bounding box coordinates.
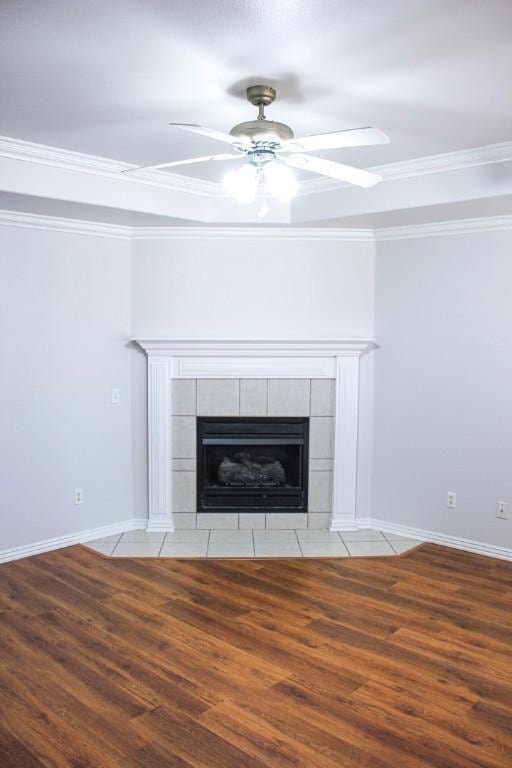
[0,135,219,198]
[0,211,372,241]
[297,140,512,196]
[130,225,373,241]
[1,209,512,243]
[375,215,512,241]
[3,134,512,204]
[0,209,131,239]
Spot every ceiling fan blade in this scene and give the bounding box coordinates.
[122,153,241,174]
[169,123,250,146]
[284,154,382,188]
[282,127,389,153]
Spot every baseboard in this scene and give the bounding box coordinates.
[0,517,148,564]
[1,515,510,563]
[358,517,512,562]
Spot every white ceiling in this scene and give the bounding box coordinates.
[1,0,512,182]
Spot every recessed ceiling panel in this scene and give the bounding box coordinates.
[1,1,511,181]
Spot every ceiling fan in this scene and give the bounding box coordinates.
[123,85,389,208]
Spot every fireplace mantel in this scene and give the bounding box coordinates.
[134,338,374,356]
[133,338,375,533]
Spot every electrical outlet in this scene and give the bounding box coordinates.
[111,387,120,403]
[496,501,509,520]
[447,491,457,509]
[74,488,84,505]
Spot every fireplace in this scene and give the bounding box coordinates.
[135,338,372,531]
[197,417,309,514]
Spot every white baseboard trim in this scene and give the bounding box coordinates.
[357,517,512,562]
[2,515,510,563]
[0,517,148,564]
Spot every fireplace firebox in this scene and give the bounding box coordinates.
[197,417,309,514]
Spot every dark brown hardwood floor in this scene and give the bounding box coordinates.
[1,543,512,767]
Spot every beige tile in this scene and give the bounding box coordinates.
[307,513,332,529]
[310,458,334,471]
[207,530,254,558]
[161,530,208,557]
[254,530,301,557]
[239,512,266,529]
[172,458,196,471]
[84,542,116,556]
[344,541,395,557]
[297,529,342,543]
[120,531,165,543]
[172,416,196,458]
[311,379,336,416]
[172,471,196,512]
[309,417,334,458]
[299,540,349,558]
[172,513,197,529]
[165,530,208,541]
[267,379,310,416]
[341,529,386,542]
[171,379,196,415]
[382,531,422,542]
[112,542,162,557]
[308,471,333,512]
[240,379,267,416]
[196,513,238,529]
[197,379,239,416]
[266,513,307,529]
[388,539,422,554]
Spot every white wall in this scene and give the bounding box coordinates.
[373,231,512,548]
[0,225,134,551]
[131,237,376,521]
[5,222,511,553]
[131,239,375,338]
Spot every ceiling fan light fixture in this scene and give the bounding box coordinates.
[262,160,298,201]
[125,84,389,205]
[222,163,260,204]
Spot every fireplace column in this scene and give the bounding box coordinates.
[330,354,361,531]
[146,355,174,532]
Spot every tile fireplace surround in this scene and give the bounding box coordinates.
[134,339,374,532]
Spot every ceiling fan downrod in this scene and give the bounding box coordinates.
[245,84,276,121]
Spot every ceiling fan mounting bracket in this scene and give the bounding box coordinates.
[246,84,276,107]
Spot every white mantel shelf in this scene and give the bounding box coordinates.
[133,338,375,356]
[134,338,376,534]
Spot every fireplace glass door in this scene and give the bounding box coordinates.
[197,418,309,513]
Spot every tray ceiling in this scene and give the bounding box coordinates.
[1,0,511,181]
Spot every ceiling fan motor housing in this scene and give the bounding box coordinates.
[229,84,294,145]
[230,119,294,144]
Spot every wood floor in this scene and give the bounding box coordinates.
[1,545,512,767]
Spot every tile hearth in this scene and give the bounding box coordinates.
[84,529,422,559]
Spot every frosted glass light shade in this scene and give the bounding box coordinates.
[223,164,260,203]
[262,161,298,201]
